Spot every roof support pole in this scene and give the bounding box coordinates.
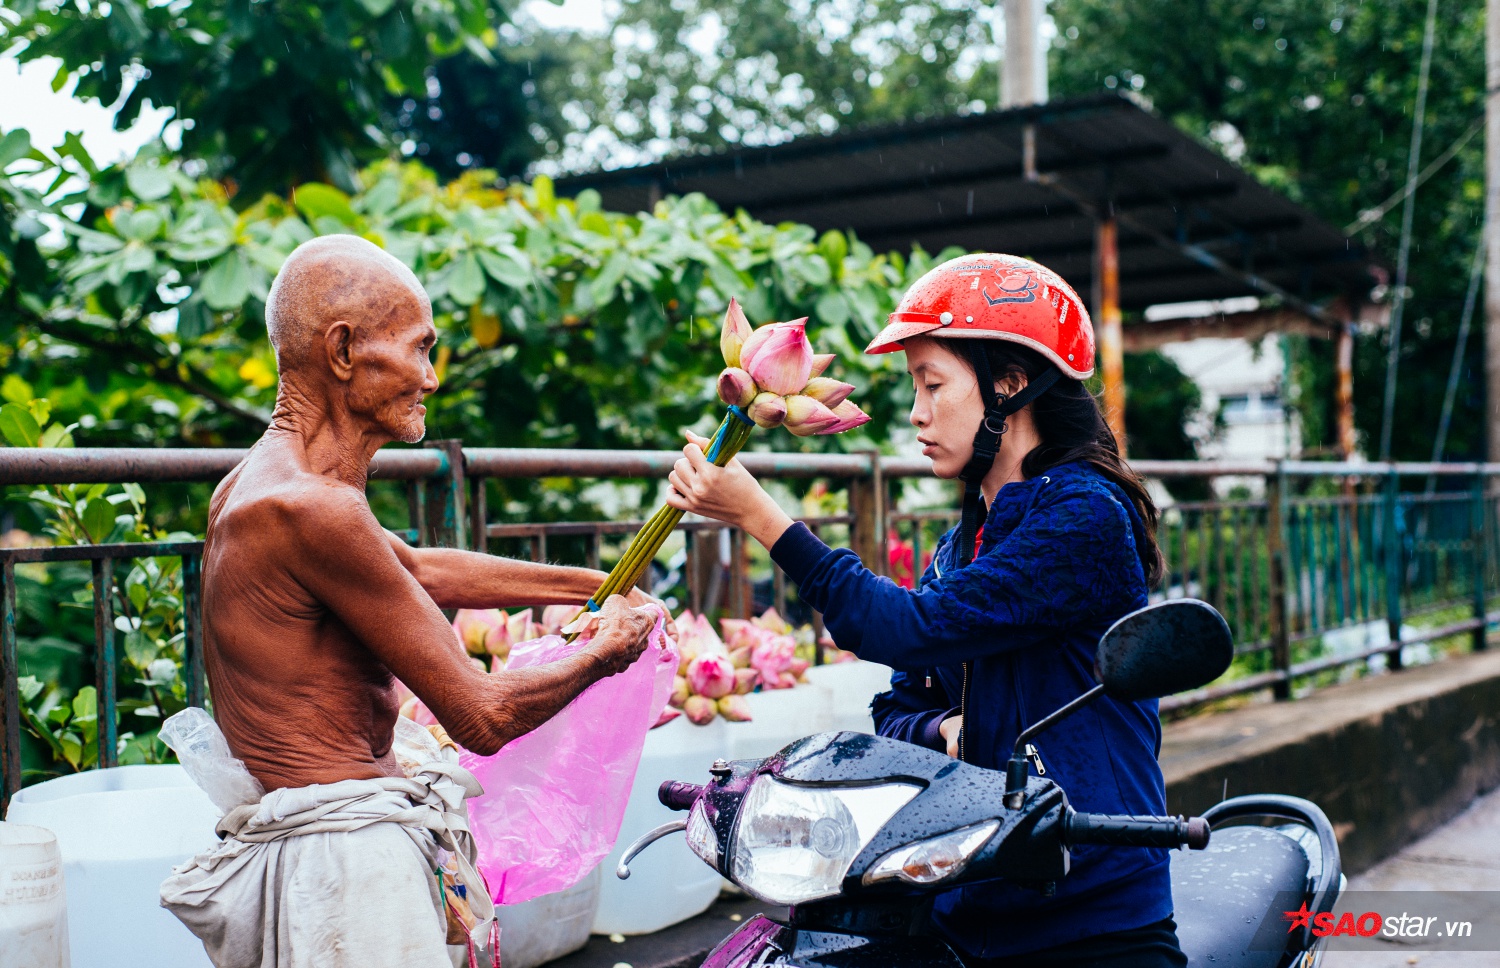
[1336,321,1358,461]
[1095,214,1127,453]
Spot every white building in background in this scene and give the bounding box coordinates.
[1148,300,1302,498]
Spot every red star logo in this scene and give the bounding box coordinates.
[1283,902,1314,934]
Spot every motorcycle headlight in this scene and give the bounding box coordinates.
[862,819,999,887]
[728,776,919,906]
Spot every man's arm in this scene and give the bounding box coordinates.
[282,486,655,755]
[385,533,676,637]
[386,533,606,608]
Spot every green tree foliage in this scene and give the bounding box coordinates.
[1049,0,1486,462]
[533,0,1000,168]
[1,134,951,461]
[2,0,522,197]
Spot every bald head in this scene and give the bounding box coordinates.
[266,235,429,373]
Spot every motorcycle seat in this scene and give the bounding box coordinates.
[1169,824,1311,968]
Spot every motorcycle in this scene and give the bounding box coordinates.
[616,599,1344,968]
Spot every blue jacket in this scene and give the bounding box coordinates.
[769,461,1172,959]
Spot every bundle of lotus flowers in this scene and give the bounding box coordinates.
[567,299,870,641]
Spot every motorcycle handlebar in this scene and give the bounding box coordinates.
[1064,812,1211,850]
[658,781,704,812]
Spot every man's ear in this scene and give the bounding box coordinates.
[324,320,355,382]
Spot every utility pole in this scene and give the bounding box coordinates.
[1487,0,1500,461]
[1002,0,1047,108]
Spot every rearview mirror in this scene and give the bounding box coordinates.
[1095,600,1233,702]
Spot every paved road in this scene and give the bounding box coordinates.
[1322,784,1500,968]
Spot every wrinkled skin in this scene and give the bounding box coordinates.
[204,236,663,792]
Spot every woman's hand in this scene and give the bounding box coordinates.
[938,715,962,759]
[665,431,794,550]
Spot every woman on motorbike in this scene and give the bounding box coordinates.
[665,253,1183,968]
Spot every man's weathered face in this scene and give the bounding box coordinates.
[347,288,439,444]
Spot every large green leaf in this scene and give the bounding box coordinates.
[293,184,358,225]
[0,129,32,170]
[199,252,251,311]
[0,403,41,447]
[82,497,118,542]
[448,252,486,305]
[125,164,174,202]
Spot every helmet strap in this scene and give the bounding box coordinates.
[955,346,1062,567]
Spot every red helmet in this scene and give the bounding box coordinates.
[865,253,1095,379]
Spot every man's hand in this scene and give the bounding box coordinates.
[624,587,677,640]
[584,596,661,675]
[938,715,962,759]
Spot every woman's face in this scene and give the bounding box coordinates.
[904,336,986,480]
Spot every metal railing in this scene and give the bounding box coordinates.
[2,446,1497,807]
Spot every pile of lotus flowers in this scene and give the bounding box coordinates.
[452,605,580,671]
[662,607,821,726]
[563,299,869,642]
[717,299,871,436]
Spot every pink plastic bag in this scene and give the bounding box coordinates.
[459,614,679,905]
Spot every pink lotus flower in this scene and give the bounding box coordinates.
[817,399,871,435]
[720,618,758,651]
[783,395,841,437]
[538,605,580,636]
[788,657,810,679]
[753,608,792,634]
[720,298,752,368]
[653,707,682,729]
[453,609,510,659]
[741,319,813,395]
[733,668,758,695]
[675,610,725,674]
[687,652,736,699]
[717,367,758,408]
[728,644,753,668]
[717,695,753,722]
[507,608,540,644]
[809,353,834,378]
[748,392,788,429]
[751,635,797,689]
[683,694,718,725]
[801,377,855,409]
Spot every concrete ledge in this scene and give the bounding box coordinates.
[1162,649,1500,874]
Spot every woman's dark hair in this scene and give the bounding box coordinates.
[939,338,1165,587]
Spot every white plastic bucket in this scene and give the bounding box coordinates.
[4,764,220,967]
[496,862,602,968]
[0,822,69,968]
[592,714,730,935]
[804,660,893,733]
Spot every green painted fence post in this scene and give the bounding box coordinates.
[422,440,468,550]
[1266,464,1292,700]
[1473,472,1489,652]
[1385,469,1405,671]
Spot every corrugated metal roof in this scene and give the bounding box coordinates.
[555,93,1374,314]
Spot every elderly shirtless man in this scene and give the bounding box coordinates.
[160,235,661,968]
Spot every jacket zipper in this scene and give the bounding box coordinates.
[957,661,970,762]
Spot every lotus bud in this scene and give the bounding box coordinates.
[669,675,691,709]
[743,319,814,395]
[683,694,718,725]
[687,652,736,699]
[733,668,758,695]
[717,695,754,722]
[491,656,507,674]
[506,608,537,644]
[720,298,752,367]
[728,644,753,668]
[788,657,810,678]
[748,392,787,428]
[653,707,682,729]
[717,367,758,408]
[754,607,791,633]
[809,353,835,378]
[539,604,579,636]
[818,399,872,435]
[801,377,855,409]
[453,609,508,657]
[783,394,841,437]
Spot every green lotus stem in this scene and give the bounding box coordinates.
[566,408,754,641]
